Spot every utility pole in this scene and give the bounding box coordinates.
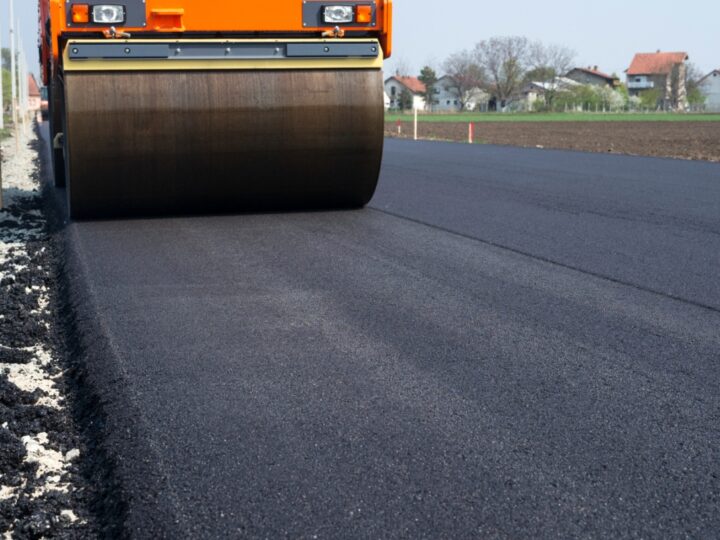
[18,25,28,136]
[10,0,19,145]
[0,20,3,210]
[0,20,4,131]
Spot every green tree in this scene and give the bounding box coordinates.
[685,63,706,108]
[2,47,19,121]
[553,88,575,111]
[554,84,602,111]
[524,66,556,84]
[418,66,439,112]
[398,88,413,111]
[687,87,706,107]
[616,83,629,102]
[1,48,11,71]
[1,68,11,116]
[639,88,661,110]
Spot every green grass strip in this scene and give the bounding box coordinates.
[385,112,720,123]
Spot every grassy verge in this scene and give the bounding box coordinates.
[385,112,720,123]
[0,115,13,141]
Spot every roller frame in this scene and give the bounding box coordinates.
[62,38,384,71]
[61,39,385,219]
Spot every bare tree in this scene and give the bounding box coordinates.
[528,41,576,79]
[473,36,529,111]
[526,41,576,108]
[390,57,413,77]
[442,50,484,111]
[685,62,706,108]
[685,61,705,94]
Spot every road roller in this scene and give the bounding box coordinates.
[39,0,392,219]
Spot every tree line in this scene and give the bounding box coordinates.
[1,48,17,118]
[393,36,706,112]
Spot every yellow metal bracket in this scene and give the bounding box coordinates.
[63,38,384,72]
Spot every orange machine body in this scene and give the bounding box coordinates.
[40,0,392,85]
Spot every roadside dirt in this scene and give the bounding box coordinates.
[384,121,720,162]
[1,131,97,538]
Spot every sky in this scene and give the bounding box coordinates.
[385,0,720,77]
[2,0,719,80]
[1,0,39,75]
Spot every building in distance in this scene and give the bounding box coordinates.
[625,51,689,110]
[565,67,620,88]
[698,69,720,112]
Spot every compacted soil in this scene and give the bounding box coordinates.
[384,121,720,162]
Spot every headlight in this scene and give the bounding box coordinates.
[92,5,125,24]
[323,6,353,24]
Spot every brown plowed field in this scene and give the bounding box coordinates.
[384,121,720,162]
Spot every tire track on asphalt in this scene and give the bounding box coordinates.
[369,206,720,315]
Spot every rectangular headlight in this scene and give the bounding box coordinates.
[323,6,353,23]
[92,5,125,24]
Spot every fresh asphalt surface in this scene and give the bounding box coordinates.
[44,129,720,537]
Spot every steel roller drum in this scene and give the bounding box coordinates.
[63,69,383,219]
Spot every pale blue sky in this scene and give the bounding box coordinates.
[1,0,41,75]
[386,0,720,77]
[3,0,719,79]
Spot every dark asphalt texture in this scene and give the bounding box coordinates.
[47,135,720,537]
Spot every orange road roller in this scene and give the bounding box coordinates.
[39,0,392,219]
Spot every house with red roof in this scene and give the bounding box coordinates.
[384,76,427,111]
[625,51,689,110]
[27,74,42,112]
[565,66,620,88]
[385,75,487,112]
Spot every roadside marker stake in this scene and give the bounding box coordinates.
[413,108,418,141]
[468,123,474,144]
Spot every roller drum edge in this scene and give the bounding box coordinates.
[63,69,384,219]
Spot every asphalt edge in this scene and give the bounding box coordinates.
[37,125,185,539]
[383,134,720,166]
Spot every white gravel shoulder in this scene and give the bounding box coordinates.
[1,129,88,535]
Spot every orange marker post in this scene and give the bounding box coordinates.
[413,108,418,141]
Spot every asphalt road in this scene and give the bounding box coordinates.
[47,135,720,537]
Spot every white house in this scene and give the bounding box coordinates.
[435,76,461,111]
[698,69,720,112]
[520,77,581,110]
[384,76,426,111]
[435,76,488,112]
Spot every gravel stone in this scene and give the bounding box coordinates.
[1,129,96,538]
